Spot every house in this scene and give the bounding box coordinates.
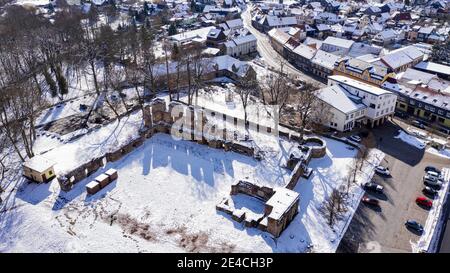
[219,18,244,31]
[290,44,317,72]
[169,26,215,46]
[320,36,354,56]
[382,81,450,131]
[311,50,341,80]
[417,26,435,42]
[23,155,56,183]
[255,15,297,33]
[415,61,450,81]
[333,58,396,87]
[206,28,226,47]
[224,34,257,58]
[363,6,382,16]
[380,46,424,73]
[268,28,291,55]
[316,85,367,132]
[328,75,397,127]
[288,26,307,42]
[373,29,397,46]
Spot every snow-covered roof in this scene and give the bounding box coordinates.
[329,75,393,96]
[375,29,397,40]
[317,85,366,114]
[169,26,215,43]
[23,155,55,173]
[207,28,222,39]
[266,188,299,221]
[400,68,437,85]
[312,50,341,70]
[268,28,291,45]
[348,42,382,58]
[293,44,317,60]
[263,15,297,27]
[415,62,450,77]
[322,36,354,49]
[225,34,256,48]
[381,46,424,70]
[225,18,243,29]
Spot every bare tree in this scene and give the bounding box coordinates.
[296,82,320,142]
[323,189,346,227]
[236,70,259,127]
[261,60,296,113]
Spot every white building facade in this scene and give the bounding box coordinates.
[327,75,397,128]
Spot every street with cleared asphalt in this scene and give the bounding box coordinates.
[241,6,324,87]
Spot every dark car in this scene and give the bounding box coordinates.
[416,197,433,209]
[412,120,425,129]
[363,182,384,193]
[362,196,379,206]
[423,186,438,196]
[424,166,441,175]
[405,220,424,234]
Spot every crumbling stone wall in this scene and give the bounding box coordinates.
[230,180,274,201]
[266,199,299,237]
[106,148,123,162]
[85,156,105,176]
[285,161,306,190]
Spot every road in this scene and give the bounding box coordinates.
[241,7,324,87]
[337,121,450,253]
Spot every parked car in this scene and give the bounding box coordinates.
[362,196,379,206]
[416,197,433,209]
[375,166,390,176]
[348,135,361,142]
[405,220,424,234]
[423,176,443,189]
[363,182,384,193]
[426,171,443,181]
[412,120,425,129]
[423,186,439,196]
[424,166,441,175]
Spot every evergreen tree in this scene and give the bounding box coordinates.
[168,23,177,36]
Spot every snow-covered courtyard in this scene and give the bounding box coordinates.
[0,118,381,252]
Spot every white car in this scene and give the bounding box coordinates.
[375,166,390,176]
[348,135,361,143]
[426,171,443,181]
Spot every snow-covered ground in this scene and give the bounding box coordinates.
[394,130,427,149]
[0,116,380,252]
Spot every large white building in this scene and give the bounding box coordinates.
[224,34,257,57]
[316,85,367,132]
[316,75,397,131]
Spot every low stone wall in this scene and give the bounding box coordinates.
[285,162,306,190]
[230,180,274,201]
[304,137,327,159]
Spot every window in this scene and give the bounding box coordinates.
[370,103,376,109]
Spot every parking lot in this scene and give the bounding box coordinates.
[338,122,450,253]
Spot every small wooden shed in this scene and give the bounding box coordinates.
[23,155,56,183]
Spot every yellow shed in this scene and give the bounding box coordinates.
[23,155,56,183]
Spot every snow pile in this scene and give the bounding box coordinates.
[426,147,450,159]
[394,130,427,149]
[415,168,450,253]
